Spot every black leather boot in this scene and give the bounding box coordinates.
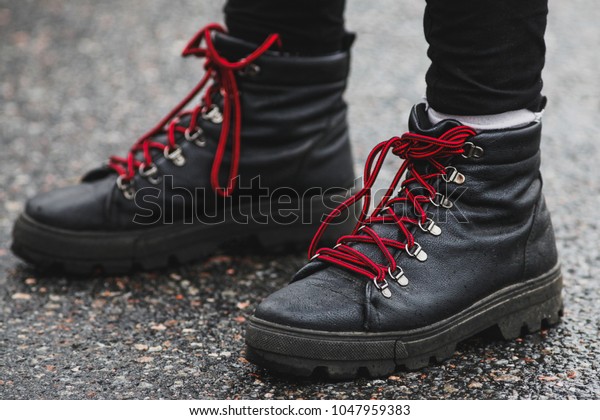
[11,24,356,274]
[246,103,563,379]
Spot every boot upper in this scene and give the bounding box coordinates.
[254,103,558,332]
[25,28,355,231]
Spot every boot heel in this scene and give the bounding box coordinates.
[256,191,359,251]
[497,293,563,340]
[255,203,358,251]
[255,224,317,251]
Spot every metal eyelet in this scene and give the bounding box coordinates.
[116,175,135,200]
[184,126,206,147]
[418,218,442,236]
[238,63,260,78]
[405,242,428,262]
[202,105,223,124]
[138,162,160,185]
[442,166,465,184]
[461,142,484,159]
[163,145,186,167]
[373,277,392,298]
[429,192,453,209]
[388,267,409,287]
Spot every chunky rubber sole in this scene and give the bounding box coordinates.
[246,264,563,380]
[11,192,356,275]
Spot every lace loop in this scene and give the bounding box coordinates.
[108,24,281,197]
[308,125,477,287]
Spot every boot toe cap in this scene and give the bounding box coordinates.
[25,178,113,230]
[254,270,366,332]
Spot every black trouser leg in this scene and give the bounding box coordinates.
[424,0,548,115]
[224,0,347,55]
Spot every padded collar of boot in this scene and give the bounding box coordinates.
[411,103,542,164]
[213,32,352,85]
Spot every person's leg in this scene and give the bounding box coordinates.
[224,0,347,55]
[424,0,548,130]
[246,0,561,379]
[11,2,356,273]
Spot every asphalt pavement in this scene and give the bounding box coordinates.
[0,0,598,399]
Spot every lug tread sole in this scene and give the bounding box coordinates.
[11,193,358,275]
[245,266,563,380]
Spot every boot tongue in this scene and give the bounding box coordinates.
[409,102,461,136]
[130,114,194,163]
[341,104,462,269]
[113,34,267,185]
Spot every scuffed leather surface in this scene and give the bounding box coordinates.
[255,103,559,332]
[24,33,355,231]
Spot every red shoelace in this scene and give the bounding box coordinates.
[308,125,477,290]
[108,24,281,197]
